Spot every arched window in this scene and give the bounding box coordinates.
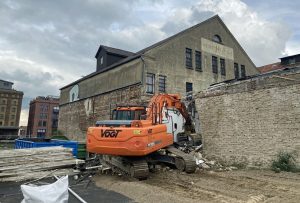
[213,35,222,43]
[72,93,75,102]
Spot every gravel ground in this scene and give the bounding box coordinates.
[94,169,300,203]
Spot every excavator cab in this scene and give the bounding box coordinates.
[111,107,147,120]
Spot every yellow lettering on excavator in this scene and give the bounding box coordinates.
[133,130,141,135]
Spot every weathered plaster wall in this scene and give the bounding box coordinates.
[58,84,143,141]
[142,17,259,96]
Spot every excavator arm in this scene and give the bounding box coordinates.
[146,94,190,124]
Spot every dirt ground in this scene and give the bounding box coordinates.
[94,169,300,203]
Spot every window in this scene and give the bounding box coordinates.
[1,107,5,112]
[213,35,222,43]
[0,121,2,126]
[1,100,6,105]
[0,114,3,119]
[11,107,16,113]
[195,51,202,71]
[212,56,218,74]
[38,120,43,127]
[100,56,103,65]
[220,58,226,76]
[43,121,47,127]
[186,82,193,93]
[13,100,17,105]
[11,115,15,119]
[39,113,48,119]
[158,75,166,93]
[234,63,239,79]
[241,65,246,78]
[185,48,192,68]
[4,82,9,87]
[37,129,46,137]
[146,73,155,94]
[288,58,295,65]
[10,122,14,126]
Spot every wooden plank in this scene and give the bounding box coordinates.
[0,147,73,159]
[0,169,78,182]
[0,159,84,173]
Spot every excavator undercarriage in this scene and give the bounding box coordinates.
[98,145,196,180]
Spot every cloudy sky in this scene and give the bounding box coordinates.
[0,0,299,126]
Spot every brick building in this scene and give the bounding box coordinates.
[27,96,59,137]
[258,53,300,73]
[59,15,259,141]
[0,79,23,137]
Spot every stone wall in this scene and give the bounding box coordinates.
[58,84,143,141]
[195,69,300,168]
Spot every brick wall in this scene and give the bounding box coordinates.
[195,70,300,168]
[58,84,143,141]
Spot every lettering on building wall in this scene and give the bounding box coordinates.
[201,38,234,60]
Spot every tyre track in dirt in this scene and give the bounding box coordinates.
[94,169,300,203]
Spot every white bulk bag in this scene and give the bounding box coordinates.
[21,176,69,203]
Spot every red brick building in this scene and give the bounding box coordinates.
[27,96,59,137]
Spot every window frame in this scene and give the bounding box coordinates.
[186,82,193,93]
[185,48,192,69]
[220,58,226,76]
[195,51,202,72]
[241,65,246,78]
[158,75,167,93]
[146,73,155,94]
[234,63,239,79]
[212,56,218,74]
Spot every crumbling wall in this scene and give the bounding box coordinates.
[195,71,300,168]
[58,84,143,141]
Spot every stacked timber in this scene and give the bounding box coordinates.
[0,146,84,182]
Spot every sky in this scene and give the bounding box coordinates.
[0,0,300,126]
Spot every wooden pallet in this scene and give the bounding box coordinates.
[0,146,84,182]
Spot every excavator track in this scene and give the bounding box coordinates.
[100,155,149,180]
[165,146,196,173]
[130,159,149,180]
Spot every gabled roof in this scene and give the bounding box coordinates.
[61,15,256,90]
[0,79,13,84]
[280,53,300,59]
[95,45,134,58]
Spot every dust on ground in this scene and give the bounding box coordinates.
[94,169,300,203]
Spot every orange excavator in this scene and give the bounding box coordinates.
[87,94,199,179]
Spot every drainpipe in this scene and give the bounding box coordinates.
[140,55,146,85]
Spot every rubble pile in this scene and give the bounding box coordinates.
[0,146,84,182]
[193,151,238,171]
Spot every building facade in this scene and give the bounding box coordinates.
[0,79,23,137]
[59,15,259,141]
[27,96,59,138]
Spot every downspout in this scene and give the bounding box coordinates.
[140,55,146,85]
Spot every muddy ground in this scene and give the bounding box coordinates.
[94,169,300,203]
